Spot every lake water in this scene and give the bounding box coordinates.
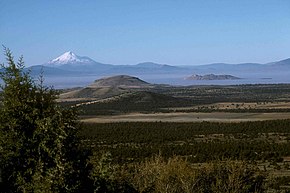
[39,72,290,89]
[0,71,288,89]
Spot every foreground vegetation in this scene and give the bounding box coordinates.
[91,155,267,193]
[81,121,290,163]
[1,49,289,192]
[80,121,290,192]
[0,48,92,192]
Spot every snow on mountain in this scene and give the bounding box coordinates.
[46,51,96,66]
[37,51,290,79]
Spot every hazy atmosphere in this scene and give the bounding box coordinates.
[1,0,290,66]
[2,1,290,192]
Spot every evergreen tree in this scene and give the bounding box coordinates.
[0,47,89,192]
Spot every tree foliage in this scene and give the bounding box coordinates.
[0,47,87,192]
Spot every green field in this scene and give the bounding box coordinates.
[79,120,290,191]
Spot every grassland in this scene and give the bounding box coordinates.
[81,112,290,123]
[59,84,290,191]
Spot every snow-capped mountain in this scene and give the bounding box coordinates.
[29,51,290,88]
[46,51,96,66]
[43,51,113,73]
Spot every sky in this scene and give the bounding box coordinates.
[1,0,290,66]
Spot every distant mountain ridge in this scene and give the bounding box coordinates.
[268,58,290,67]
[39,51,290,73]
[135,62,179,69]
[25,51,290,87]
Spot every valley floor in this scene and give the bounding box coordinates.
[81,112,290,123]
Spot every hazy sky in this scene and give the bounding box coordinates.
[1,0,290,66]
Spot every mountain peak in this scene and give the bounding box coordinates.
[47,51,96,66]
[63,51,75,56]
[48,51,80,65]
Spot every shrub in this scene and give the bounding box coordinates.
[127,155,265,193]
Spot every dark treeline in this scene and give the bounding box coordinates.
[75,101,290,115]
[87,140,289,163]
[82,120,290,141]
[81,120,290,163]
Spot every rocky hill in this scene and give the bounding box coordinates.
[185,74,241,80]
[59,75,153,100]
[89,75,152,88]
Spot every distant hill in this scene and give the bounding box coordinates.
[89,75,152,88]
[59,75,190,114]
[268,58,290,67]
[59,75,153,100]
[135,62,168,68]
[134,62,180,70]
[185,74,241,80]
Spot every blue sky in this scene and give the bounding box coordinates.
[1,0,290,66]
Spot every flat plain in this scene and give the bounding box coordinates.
[81,112,290,123]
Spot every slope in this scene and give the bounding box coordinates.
[78,91,188,115]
